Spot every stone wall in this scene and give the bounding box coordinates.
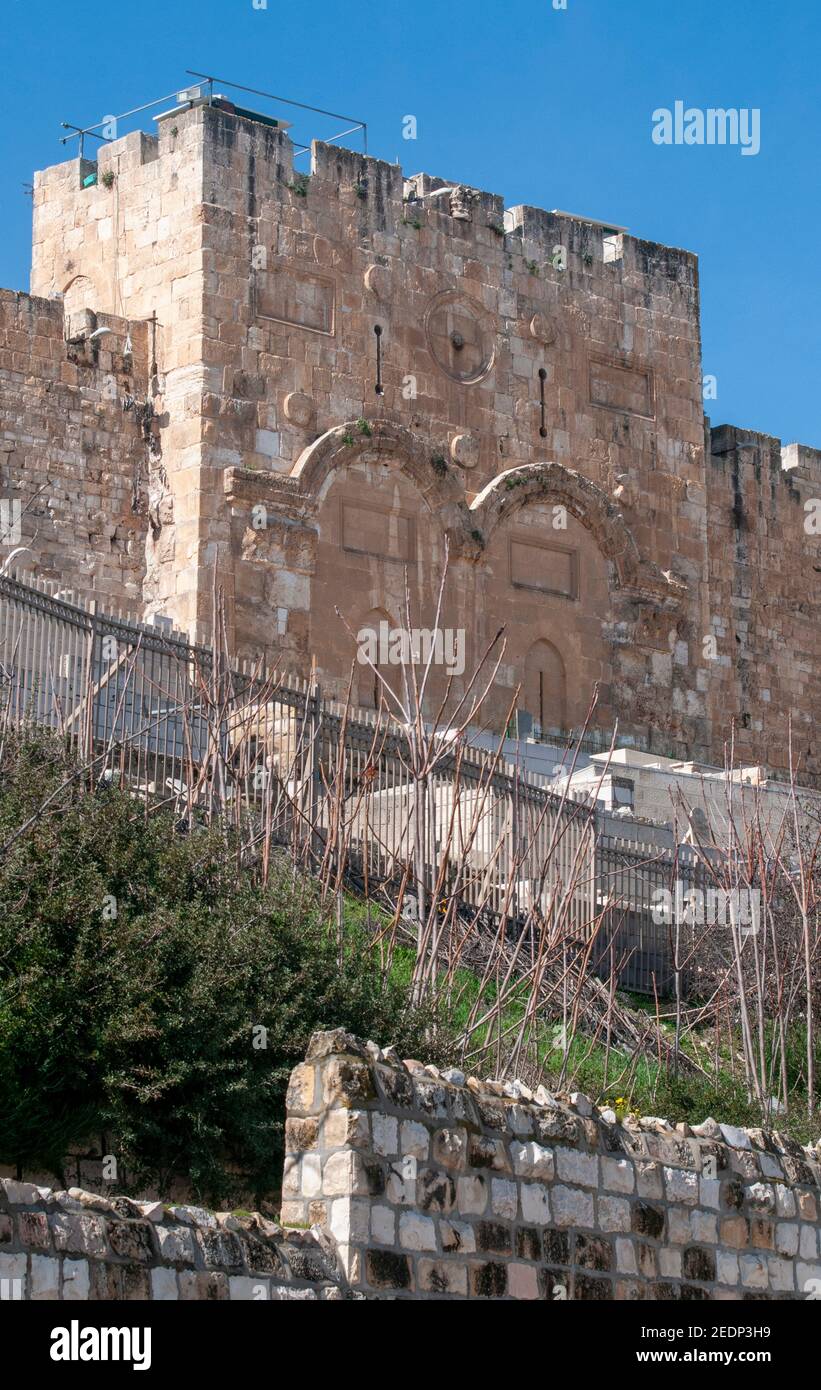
[7,98,820,780]
[29,119,215,627]
[283,1031,821,1301]
[0,1178,347,1301]
[4,1029,820,1301]
[706,425,821,779]
[0,290,150,607]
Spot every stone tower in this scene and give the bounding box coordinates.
[16,93,820,777]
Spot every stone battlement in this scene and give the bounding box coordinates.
[37,99,696,283]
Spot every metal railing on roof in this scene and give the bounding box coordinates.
[59,71,367,162]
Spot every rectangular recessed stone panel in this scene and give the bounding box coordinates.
[256,265,335,335]
[342,501,415,562]
[589,358,655,419]
[510,539,578,598]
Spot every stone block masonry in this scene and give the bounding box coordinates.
[16,99,821,782]
[0,1180,349,1300]
[283,1031,821,1300]
[0,290,151,607]
[4,1031,821,1300]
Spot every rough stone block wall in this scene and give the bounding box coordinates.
[189,106,708,746]
[706,426,821,780]
[283,1031,821,1300]
[0,1178,347,1301]
[28,103,710,749]
[30,120,217,631]
[0,290,150,606]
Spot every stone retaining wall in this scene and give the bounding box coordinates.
[283,1031,821,1301]
[6,1029,820,1300]
[0,1179,347,1300]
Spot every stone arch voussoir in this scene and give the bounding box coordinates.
[470,462,685,607]
[290,420,476,554]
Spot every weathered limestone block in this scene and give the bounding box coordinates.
[156,1225,196,1265]
[300,1153,322,1197]
[418,1257,468,1295]
[400,1121,430,1161]
[371,1113,398,1157]
[18,1210,51,1248]
[370,1205,396,1246]
[62,1259,91,1300]
[520,1183,551,1226]
[555,1148,599,1188]
[602,1157,635,1193]
[151,1266,179,1300]
[510,1140,555,1181]
[431,1127,467,1171]
[106,1219,156,1264]
[286,1062,317,1116]
[322,1057,376,1109]
[398,1212,437,1252]
[322,1107,370,1150]
[664,1165,699,1204]
[456,1174,488,1217]
[550,1185,594,1229]
[51,1212,108,1259]
[322,1151,370,1198]
[599,1196,631,1232]
[468,1135,510,1173]
[29,1255,60,1299]
[490,1179,518,1220]
[417,1168,456,1214]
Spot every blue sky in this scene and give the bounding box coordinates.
[2,0,818,447]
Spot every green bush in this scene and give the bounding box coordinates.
[0,730,442,1203]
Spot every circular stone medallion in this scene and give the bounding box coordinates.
[449,433,479,469]
[283,391,315,428]
[529,312,557,345]
[424,290,495,384]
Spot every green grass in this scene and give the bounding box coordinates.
[340,893,819,1142]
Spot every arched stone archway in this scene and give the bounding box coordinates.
[290,420,478,555]
[471,462,684,607]
[354,606,401,711]
[62,274,98,319]
[522,638,567,734]
[302,424,469,707]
